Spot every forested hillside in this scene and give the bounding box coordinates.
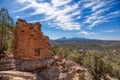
[51,40,120,80]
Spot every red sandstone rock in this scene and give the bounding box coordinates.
[14,19,51,60]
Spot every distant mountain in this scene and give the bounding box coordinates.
[57,37,90,40]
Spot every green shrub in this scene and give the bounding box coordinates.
[51,45,120,79]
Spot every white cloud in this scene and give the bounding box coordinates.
[84,6,110,24]
[71,11,81,16]
[79,31,89,36]
[88,20,103,29]
[93,7,110,15]
[15,16,20,19]
[51,0,72,7]
[104,30,119,33]
[92,1,105,11]
[83,0,98,8]
[107,11,120,16]
[15,0,29,4]
[28,19,44,23]
[14,0,120,31]
[78,31,95,36]
[105,30,115,33]
[14,5,32,12]
[88,10,119,24]
[83,0,120,30]
[85,15,98,23]
[77,16,81,19]
[15,0,81,30]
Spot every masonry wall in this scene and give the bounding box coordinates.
[14,19,51,60]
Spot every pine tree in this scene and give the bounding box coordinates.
[0,8,14,54]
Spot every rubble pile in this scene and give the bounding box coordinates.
[35,55,93,80]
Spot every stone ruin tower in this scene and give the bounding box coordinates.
[14,19,51,60]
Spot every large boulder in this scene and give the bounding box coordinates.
[0,71,38,80]
[0,53,54,71]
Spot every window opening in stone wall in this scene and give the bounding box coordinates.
[14,46,17,49]
[34,49,40,56]
[21,30,24,32]
[30,27,34,29]
[33,30,36,32]
[30,34,34,37]
[34,38,37,40]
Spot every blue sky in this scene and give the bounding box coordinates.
[0,0,120,40]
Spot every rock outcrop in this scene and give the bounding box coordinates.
[0,53,54,71]
[25,55,93,80]
[0,55,93,80]
[0,71,37,80]
[14,19,51,60]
